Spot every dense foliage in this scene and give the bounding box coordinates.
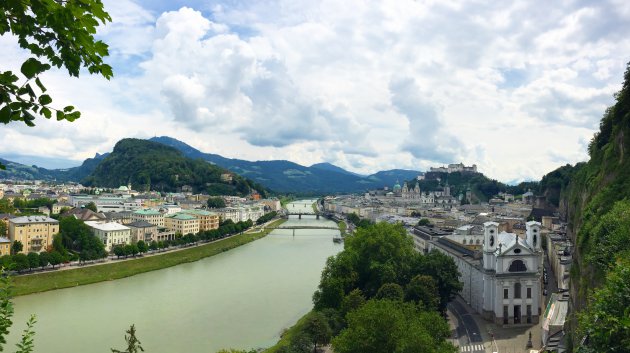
[57,217,107,262]
[82,139,267,196]
[333,299,455,353]
[577,255,630,353]
[539,61,630,350]
[206,197,226,209]
[256,211,277,225]
[271,223,459,352]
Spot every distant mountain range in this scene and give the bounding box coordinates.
[0,136,422,194]
[149,136,420,193]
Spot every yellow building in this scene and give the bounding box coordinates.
[0,238,10,256]
[181,209,219,231]
[165,213,199,235]
[131,209,165,227]
[8,216,59,254]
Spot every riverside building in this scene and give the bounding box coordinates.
[8,216,59,254]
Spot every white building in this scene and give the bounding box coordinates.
[85,221,131,252]
[429,221,543,325]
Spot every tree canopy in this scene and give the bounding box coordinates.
[332,299,456,353]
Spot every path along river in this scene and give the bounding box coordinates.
[7,200,341,353]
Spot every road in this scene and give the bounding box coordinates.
[449,299,488,353]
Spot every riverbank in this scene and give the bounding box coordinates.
[264,311,314,353]
[12,218,286,297]
[337,220,347,236]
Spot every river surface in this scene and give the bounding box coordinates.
[7,200,341,353]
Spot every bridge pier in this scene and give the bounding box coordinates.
[298,213,302,219]
[293,229,295,237]
[316,214,320,220]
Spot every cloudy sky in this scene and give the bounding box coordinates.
[2,0,629,183]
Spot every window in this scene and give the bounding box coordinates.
[527,305,532,324]
[514,283,521,298]
[504,288,509,299]
[527,287,532,298]
[508,260,527,272]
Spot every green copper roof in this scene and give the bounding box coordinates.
[182,209,217,216]
[167,213,197,220]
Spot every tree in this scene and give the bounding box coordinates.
[49,251,63,269]
[0,222,6,238]
[332,299,456,353]
[417,218,430,226]
[149,241,158,252]
[405,275,439,311]
[38,252,50,269]
[340,289,366,316]
[0,0,113,128]
[302,312,332,353]
[0,271,39,353]
[84,202,98,212]
[375,283,404,301]
[111,324,144,353]
[12,254,29,272]
[26,253,39,271]
[11,241,23,255]
[113,246,124,259]
[136,241,148,254]
[207,197,226,209]
[412,250,462,313]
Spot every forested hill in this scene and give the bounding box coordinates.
[546,62,630,351]
[81,139,267,196]
[407,171,538,202]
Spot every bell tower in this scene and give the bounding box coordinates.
[526,221,542,251]
[483,222,499,271]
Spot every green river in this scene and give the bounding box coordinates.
[7,200,341,352]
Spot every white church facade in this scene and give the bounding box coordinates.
[429,221,543,325]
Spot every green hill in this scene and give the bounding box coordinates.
[82,139,267,196]
[543,62,630,351]
[408,171,538,202]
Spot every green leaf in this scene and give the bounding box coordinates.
[66,111,81,122]
[38,94,52,105]
[40,107,51,119]
[35,77,46,92]
[56,110,65,121]
[0,105,11,123]
[20,58,42,79]
[63,105,74,113]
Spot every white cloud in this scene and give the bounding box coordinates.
[2,0,629,183]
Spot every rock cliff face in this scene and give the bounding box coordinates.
[544,63,630,348]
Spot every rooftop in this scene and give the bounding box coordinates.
[127,220,156,228]
[85,221,131,232]
[134,209,162,216]
[167,213,197,221]
[10,216,58,224]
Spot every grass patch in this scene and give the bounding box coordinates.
[263,311,314,353]
[12,219,286,297]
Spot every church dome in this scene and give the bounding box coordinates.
[393,182,402,191]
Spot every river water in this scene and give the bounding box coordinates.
[7,200,341,353]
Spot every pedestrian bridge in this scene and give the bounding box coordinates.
[265,225,339,230]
